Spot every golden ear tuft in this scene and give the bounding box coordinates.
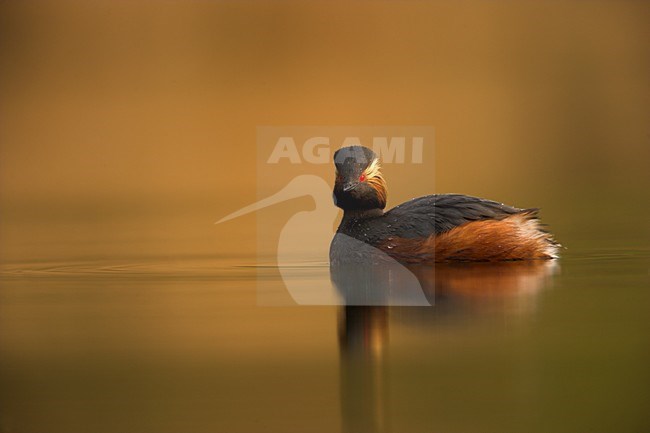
[364,158,387,208]
[363,158,382,179]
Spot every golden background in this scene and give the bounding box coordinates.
[1,1,649,262]
[1,3,649,433]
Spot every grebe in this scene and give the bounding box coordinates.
[330,146,559,263]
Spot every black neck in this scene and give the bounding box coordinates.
[341,208,384,223]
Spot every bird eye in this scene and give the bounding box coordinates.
[359,174,366,182]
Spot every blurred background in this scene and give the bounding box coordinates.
[1,1,649,433]
[1,0,649,261]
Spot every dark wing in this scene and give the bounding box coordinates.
[380,194,528,238]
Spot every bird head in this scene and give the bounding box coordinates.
[333,146,387,211]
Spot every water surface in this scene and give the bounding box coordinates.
[1,216,648,433]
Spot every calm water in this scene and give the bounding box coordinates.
[0,214,649,433]
[2,1,649,431]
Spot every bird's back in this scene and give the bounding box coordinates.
[334,194,559,262]
[385,194,522,235]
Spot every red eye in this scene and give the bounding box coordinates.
[359,174,366,182]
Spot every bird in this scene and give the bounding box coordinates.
[330,146,560,264]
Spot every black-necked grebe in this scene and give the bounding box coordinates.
[330,146,559,263]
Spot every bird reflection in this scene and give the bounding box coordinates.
[333,254,556,433]
[339,306,390,433]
